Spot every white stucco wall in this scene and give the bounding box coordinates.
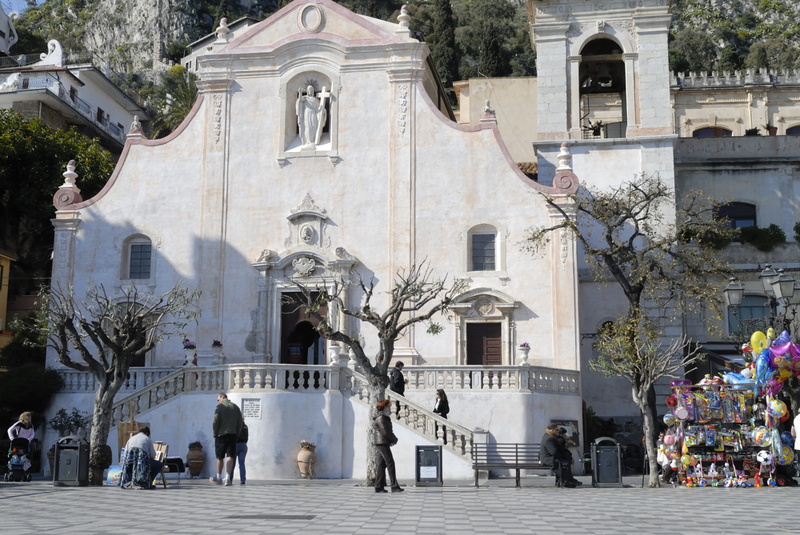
[43,386,582,480]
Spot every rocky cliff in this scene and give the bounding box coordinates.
[16,0,279,77]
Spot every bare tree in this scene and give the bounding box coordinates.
[591,313,705,486]
[293,263,465,483]
[38,282,200,485]
[524,173,736,487]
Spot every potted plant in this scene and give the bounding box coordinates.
[517,342,531,365]
[183,338,197,363]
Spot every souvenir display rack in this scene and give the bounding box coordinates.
[662,380,794,487]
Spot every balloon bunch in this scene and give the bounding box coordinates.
[737,329,800,398]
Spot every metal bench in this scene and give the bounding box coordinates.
[471,442,559,487]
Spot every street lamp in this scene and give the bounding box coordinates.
[724,265,799,337]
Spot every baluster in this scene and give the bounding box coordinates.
[261,368,270,389]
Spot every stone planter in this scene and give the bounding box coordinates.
[516,347,530,365]
[296,447,317,478]
[186,446,205,478]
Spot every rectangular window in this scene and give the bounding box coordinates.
[472,234,496,271]
[129,244,152,279]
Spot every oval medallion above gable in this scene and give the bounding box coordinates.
[298,4,325,34]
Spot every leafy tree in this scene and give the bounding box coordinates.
[0,363,64,429]
[0,110,115,296]
[427,0,459,88]
[335,0,402,19]
[38,282,200,485]
[148,66,199,139]
[745,39,800,71]
[293,263,464,484]
[524,174,737,487]
[669,29,717,73]
[454,0,515,79]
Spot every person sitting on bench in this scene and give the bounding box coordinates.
[540,423,580,488]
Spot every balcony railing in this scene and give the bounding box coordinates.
[4,72,129,144]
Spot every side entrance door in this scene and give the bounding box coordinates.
[466,323,502,365]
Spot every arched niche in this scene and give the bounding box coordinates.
[578,37,627,139]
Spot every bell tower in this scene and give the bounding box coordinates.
[528,0,674,141]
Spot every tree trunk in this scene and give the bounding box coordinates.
[87,384,117,485]
[364,383,385,486]
[635,387,661,488]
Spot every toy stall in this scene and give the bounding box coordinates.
[658,329,798,488]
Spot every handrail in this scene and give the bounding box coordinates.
[348,369,474,460]
[107,363,352,426]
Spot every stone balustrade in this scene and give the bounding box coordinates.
[60,363,580,395]
[403,365,580,394]
[61,363,579,451]
[671,68,800,89]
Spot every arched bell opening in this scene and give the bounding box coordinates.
[579,38,626,139]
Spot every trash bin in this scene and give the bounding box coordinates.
[591,436,622,488]
[53,436,89,487]
[415,445,443,487]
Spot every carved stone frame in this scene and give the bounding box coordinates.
[449,288,519,365]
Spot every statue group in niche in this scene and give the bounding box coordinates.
[296,85,329,148]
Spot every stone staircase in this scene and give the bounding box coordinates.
[103,364,475,463]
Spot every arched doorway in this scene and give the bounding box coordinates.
[280,292,326,364]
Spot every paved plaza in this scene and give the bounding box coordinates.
[1,474,797,534]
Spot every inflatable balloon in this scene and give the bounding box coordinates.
[775,445,794,465]
[752,427,771,447]
[751,331,768,354]
[663,434,675,445]
[680,454,692,467]
[721,371,751,389]
[766,327,776,343]
[774,330,792,346]
[768,399,788,419]
[663,414,676,427]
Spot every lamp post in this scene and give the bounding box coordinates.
[724,264,800,338]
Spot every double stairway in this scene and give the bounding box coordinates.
[75,363,476,463]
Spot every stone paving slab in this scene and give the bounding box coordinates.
[0,475,797,534]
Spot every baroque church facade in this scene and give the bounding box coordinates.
[45,0,586,479]
[45,0,791,477]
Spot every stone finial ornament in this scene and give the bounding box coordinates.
[396,5,411,36]
[216,18,231,41]
[53,159,83,209]
[556,143,573,171]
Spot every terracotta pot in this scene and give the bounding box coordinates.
[297,447,317,478]
[186,447,205,478]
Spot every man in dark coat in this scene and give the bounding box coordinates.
[373,399,403,493]
[540,423,580,487]
[388,362,407,418]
